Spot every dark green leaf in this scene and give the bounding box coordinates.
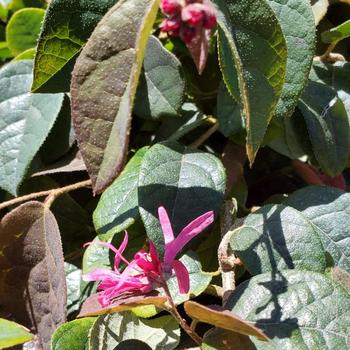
[226,270,350,349]
[285,185,350,273]
[138,141,225,252]
[230,204,326,274]
[214,0,287,163]
[299,81,350,176]
[32,0,117,92]
[268,0,315,118]
[0,319,33,349]
[93,147,148,239]
[0,60,64,195]
[6,8,45,55]
[88,312,180,350]
[0,201,66,349]
[52,318,96,350]
[71,0,160,194]
[134,35,185,119]
[321,20,350,44]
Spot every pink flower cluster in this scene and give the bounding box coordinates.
[83,207,214,307]
[160,0,217,44]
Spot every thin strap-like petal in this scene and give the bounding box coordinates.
[172,260,190,294]
[158,206,174,245]
[164,211,214,265]
[114,231,129,270]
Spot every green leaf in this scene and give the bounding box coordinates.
[214,0,287,163]
[0,41,13,59]
[230,204,326,275]
[0,319,33,349]
[14,47,36,60]
[65,263,83,316]
[202,328,257,350]
[32,0,117,92]
[71,0,160,194]
[6,8,45,55]
[52,318,96,350]
[0,60,64,195]
[321,19,350,44]
[165,253,212,305]
[93,147,148,239]
[88,312,180,350]
[285,185,350,273]
[0,201,66,349]
[134,35,185,119]
[138,141,225,252]
[226,270,350,349]
[268,0,315,119]
[298,81,350,176]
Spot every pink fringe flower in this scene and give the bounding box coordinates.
[83,206,214,307]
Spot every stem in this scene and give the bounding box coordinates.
[162,284,202,346]
[190,122,219,148]
[0,179,92,211]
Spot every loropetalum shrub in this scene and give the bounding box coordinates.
[0,0,350,349]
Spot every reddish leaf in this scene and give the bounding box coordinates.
[78,292,166,317]
[0,202,66,350]
[184,301,269,341]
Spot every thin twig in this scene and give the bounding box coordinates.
[0,179,92,211]
[163,284,202,345]
[190,122,219,148]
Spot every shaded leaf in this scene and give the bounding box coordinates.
[321,19,350,44]
[65,263,83,316]
[93,148,148,239]
[184,301,269,341]
[202,328,258,350]
[285,185,350,273]
[88,312,180,350]
[0,319,33,349]
[6,8,45,55]
[32,0,117,92]
[226,270,350,349]
[298,81,350,176]
[230,204,326,275]
[78,292,167,318]
[52,318,96,350]
[71,0,160,194]
[214,0,287,163]
[0,60,64,195]
[0,201,66,349]
[134,36,185,119]
[138,141,225,252]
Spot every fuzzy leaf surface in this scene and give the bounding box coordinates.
[71,0,160,194]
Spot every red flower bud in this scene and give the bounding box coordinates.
[203,8,217,29]
[161,0,182,16]
[160,18,181,32]
[182,4,205,27]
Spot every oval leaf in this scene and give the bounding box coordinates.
[184,301,269,341]
[0,201,66,349]
[138,141,225,251]
[285,185,350,273]
[134,35,185,119]
[93,147,148,238]
[52,318,96,350]
[88,312,180,350]
[0,60,64,195]
[71,0,160,194]
[226,270,350,349]
[0,319,33,349]
[6,8,45,55]
[32,0,117,92]
[230,204,326,275]
[214,0,287,163]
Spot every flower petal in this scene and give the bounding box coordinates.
[114,231,129,270]
[164,211,214,265]
[172,260,190,294]
[158,206,175,245]
[82,268,120,282]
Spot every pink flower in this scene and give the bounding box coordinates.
[161,0,182,15]
[83,207,214,307]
